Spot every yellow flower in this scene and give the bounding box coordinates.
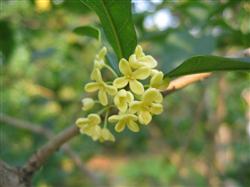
[81,98,95,111]
[85,69,117,106]
[98,128,115,142]
[108,113,139,132]
[75,114,101,140]
[95,47,107,63]
[113,58,150,95]
[90,47,107,80]
[150,70,170,90]
[35,0,51,12]
[114,89,134,112]
[130,88,163,125]
[129,45,157,69]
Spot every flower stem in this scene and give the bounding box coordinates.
[105,64,118,77]
[97,105,115,115]
[97,107,108,115]
[104,110,109,128]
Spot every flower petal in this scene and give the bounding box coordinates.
[108,115,121,123]
[91,68,103,82]
[139,55,157,68]
[159,77,170,90]
[119,58,132,75]
[150,103,163,114]
[96,47,107,60]
[142,88,163,104]
[88,114,101,125]
[127,114,138,121]
[100,128,115,142]
[129,101,141,113]
[129,80,144,95]
[118,89,127,97]
[75,118,88,128]
[115,120,126,132]
[113,77,129,88]
[129,54,141,69]
[98,90,108,106]
[90,126,102,141]
[81,125,98,137]
[127,120,139,132]
[118,102,128,112]
[150,71,164,88]
[127,91,134,102]
[139,111,152,125]
[135,45,144,58]
[85,82,100,92]
[81,98,94,111]
[114,95,119,106]
[105,85,117,95]
[133,67,150,80]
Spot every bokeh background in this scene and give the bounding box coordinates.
[1,0,250,187]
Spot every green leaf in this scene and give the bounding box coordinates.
[165,55,250,78]
[73,26,100,40]
[0,20,15,62]
[106,52,120,75]
[81,0,137,59]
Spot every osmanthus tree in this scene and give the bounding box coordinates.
[0,0,250,186]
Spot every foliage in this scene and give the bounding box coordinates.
[73,26,100,40]
[166,55,250,78]
[82,0,137,59]
[1,0,250,187]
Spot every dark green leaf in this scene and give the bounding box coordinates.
[106,52,120,75]
[0,20,15,62]
[73,26,100,40]
[165,55,250,78]
[81,0,137,59]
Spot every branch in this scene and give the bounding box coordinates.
[0,160,25,187]
[0,115,76,175]
[163,73,212,96]
[0,113,101,186]
[22,125,78,178]
[0,113,52,137]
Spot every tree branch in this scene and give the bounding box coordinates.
[0,113,97,182]
[0,113,102,186]
[0,160,26,187]
[0,113,52,137]
[163,73,212,96]
[21,125,78,181]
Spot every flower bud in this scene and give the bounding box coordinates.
[99,128,115,142]
[150,70,169,90]
[81,98,94,111]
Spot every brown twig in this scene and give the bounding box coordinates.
[0,113,53,138]
[21,125,78,184]
[0,113,100,186]
[163,73,212,96]
[0,160,25,187]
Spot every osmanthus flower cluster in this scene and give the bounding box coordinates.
[75,45,169,142]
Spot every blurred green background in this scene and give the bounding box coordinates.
[0,0,250,187]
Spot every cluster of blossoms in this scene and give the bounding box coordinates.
[76,45,169,142]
